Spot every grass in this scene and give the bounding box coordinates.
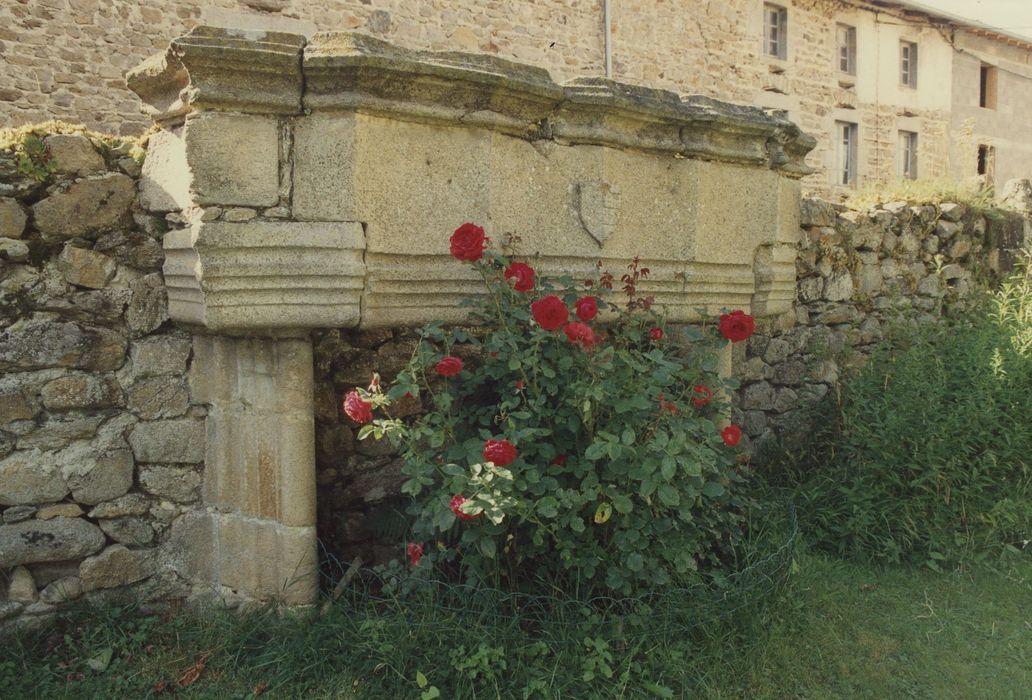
[2,548,1029,699]
[844,176,997,214]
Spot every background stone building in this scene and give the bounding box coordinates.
[1,0,1030,192]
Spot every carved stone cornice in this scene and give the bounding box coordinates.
[126,26,305,125]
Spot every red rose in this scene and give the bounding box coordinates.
[504,261,535,292]
[649,327,664,341]
[721,424,743,447]
[563,321,596,350]
[719,310,755,343]
[691,385,713,408]
[450,222,486,262]
[574,296,598,321]
[407,542,424,567]
[342,390,373,424]
[450,494,480,521]
[550,455,567,466]
[515,380,525,390]
[483,438,517,467]
[435,356,463,377]
[531,295,569,331]
[657,393,678,414]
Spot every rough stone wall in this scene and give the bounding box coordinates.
[734,194,1029,456]
[0,0,975,192]
[0,129,207,632]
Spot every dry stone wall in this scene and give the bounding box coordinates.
[733,193,1029,457]
[0,128,209,632]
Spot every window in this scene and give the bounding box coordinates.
[977,144,995,179]
[837,24,857,75]
[835,121,858,186]
[898,131,918,180]
[979,63,998,109]
[900,41,918,87]
[764,4,788,59]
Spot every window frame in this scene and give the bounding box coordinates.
[898,131,918,180]
[837,23,857,75]
[900,41,918,88]
[979,63,998,109]
[835,121,859,187]
[764,3,788,60]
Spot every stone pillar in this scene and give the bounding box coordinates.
[190,336,317,604]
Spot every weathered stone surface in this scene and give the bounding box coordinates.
[79,544,153,592]
[772,387,798,413]
[139,464,201,502]
[938,202,967,222]
[0,237,29,262]
[128,418,205,463]
[44,134,106,175]
[0,320,127,372]
[761,338,791,365]
[741,381,776,411]
[95,231,165,271]
[0,518,105,567]
[6,566,37,603]
[87,493,149,519]
[127,377,189,419]
[39,576,83,604]
[130,336,192,378]
[184,112,280,207]
[0,386,39,423]
[31,174,135,240]
[57,244,117,289]
[949,239,971,259]
[2,506,36,524]
[126,273,168,335]
[15,414,105,451]
[99,518,155,546]
[935,220,961,239]
[41,374,122,411]
[772,360,807,386]
[917,275,941,297]
[222,207,256,222]
[139,128,192,212]
[0,198,27,239]
[823,271,854,302]
[799,198,838,227]
[36,504,84,520]
[0,450,71,504]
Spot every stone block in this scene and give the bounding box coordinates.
[0,518,105,567]
[139,128,192,212]
[291,113,356,221]
[79,544,154,592]
[139,464,201,503]
[2,506,36,524]
[129,335,192,378]
[0,386,39,423]
[41,374,122,411]
[6,566,37,604]
[215,514,317,605]
[57,244,118,289]
[0,320,127,373]
[799,197,838,227]
[31,174,135,240]
[184,112,280,207]
[127,377,189,419]
[129,418,205,463]
[126,272,169,336]
[44,134,106,175]
[162,511,215,584]
[741,381,776,410]
[35,504,84,520]
[66,447,134,506]
[0,450,71,505]
[87,494,149,519]
[39,576,82,604]
[822,271,854,302]
[938,202,967,222]
[0,198,27,239]
[0,237,29,262]
[99,518,155,546]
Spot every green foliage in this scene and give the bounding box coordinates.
[362,243,748,595]
[789,258,1032,566]
[14,134,57,182]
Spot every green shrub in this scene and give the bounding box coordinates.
[792,259,1032,567]
[350,224,755,595]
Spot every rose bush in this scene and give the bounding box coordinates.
[355,225,754,594]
